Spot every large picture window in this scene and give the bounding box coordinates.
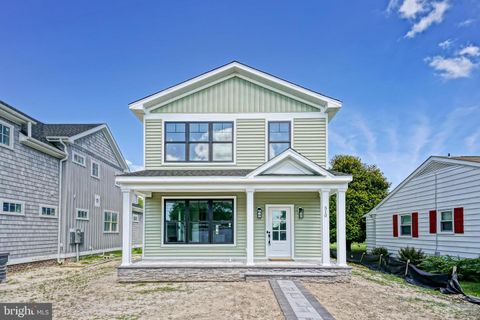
[268,121,291,159]
[164,199,234,244]
[165,122,233,162]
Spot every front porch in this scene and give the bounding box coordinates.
[117,259,351,282]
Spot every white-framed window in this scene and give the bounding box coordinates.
[133,213,140,223]
[104,210,119,233]
[91,160,100,179]
[72,151,86,167]
[268,121,291,160]
[400,214,412,236]
[39,205,57,218]
[439,209,453,233]
[94,194,101,208]
[76,208,89,220]
[0,120,14,149]
[1,199,25,216]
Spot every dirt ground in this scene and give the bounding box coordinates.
[0,259,478,320]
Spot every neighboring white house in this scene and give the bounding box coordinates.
[366,156,480,259]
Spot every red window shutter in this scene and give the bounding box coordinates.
[429,210,437,234]
[454,207,464,234]
[393,214,398,237]
[412,212,419,238]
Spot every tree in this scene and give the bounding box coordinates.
[329,155,390,251]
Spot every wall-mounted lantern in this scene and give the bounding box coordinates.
[256,207,263,220]
[298,207,304,219]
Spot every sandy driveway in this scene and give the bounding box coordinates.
[0,259,478,319]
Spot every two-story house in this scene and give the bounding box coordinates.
[116,62,352,282]
[0,100,137,265]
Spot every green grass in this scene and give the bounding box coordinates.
[330,242,367,253]
[460,281,480,297]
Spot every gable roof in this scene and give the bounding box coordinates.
[129,61,342,120]
[365,155,480,216]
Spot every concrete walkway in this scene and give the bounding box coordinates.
[270,280,335,320]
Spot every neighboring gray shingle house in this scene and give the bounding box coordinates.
[0,100,135,265]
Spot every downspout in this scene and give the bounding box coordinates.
[57,139,69,263]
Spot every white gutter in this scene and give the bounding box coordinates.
[57,139,69,263]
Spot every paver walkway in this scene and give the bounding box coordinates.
[270,280,335,320]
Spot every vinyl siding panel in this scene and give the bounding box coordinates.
[294,118,327,167]
[145,119,162,169]
[367,164,480,258]
[151,77,320,114]
[132,213,143,246]
[143,192,322,259]
[236,119,265,168]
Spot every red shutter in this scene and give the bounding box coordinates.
[429,210,437,234]
[454,207,464,234]
[393,214,398,237]
[412,212,419,238]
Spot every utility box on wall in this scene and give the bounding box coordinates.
[69,229,84,245]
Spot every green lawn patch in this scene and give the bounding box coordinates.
[460,281,480,297]
[330,242,366,253]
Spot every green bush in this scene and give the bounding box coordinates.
[370,247,389,257]
[398,246,426,265]
[419,256,480,282]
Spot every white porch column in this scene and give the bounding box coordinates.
[320,189,331,266]
[336,188,347,266]
[121,189,133,266]
[246,188,255,266]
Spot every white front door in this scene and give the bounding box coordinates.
[266,206,292,258]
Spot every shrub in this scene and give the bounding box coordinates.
[398,246,426,265]
[370,247,389,257]
[419,256,480,282]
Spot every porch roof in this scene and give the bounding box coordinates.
[118,169,348,177]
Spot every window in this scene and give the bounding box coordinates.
[91,161,100,179]
[39,205,57,218]
[439,210,453,232]
[400,214,412,236]
[133,213,140,223]
[164,199,234,244]
[104,211,119,233]
[77,208,89,220]
[73,152,86,166]
[165,122,233,162]
[1,199,24,215]
[0,121,13,148]
[268,121,291,159]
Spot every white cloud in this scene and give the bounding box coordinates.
[465,129,480,153]
[438,39,453,49]
[399,0,426,19]
[458,18,475,27]
[126,159,144,172]
[458,45,480,57]
[426,55,477,79]
[405,1,449,38]
[386,0,401,14]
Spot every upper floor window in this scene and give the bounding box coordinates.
[268,121,291,159]
[91,160,100,179]
[104,210,119,233]
[0,121,13,149]
[165,122,233,162]
[39,205,57,218]
[1,199,24,216]
[73,152,86,167]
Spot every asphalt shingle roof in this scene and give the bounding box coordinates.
[120,169,254,177]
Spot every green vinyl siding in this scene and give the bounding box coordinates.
[144,191,322,259]
[236,119,265,168]
[150,77,321,114]
[144,192,246,258]
[254,192,322,258]
[294,118,327,167]
[145,119,162,169]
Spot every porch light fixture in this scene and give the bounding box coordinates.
[256,207,263,220]
[298,207,304,219]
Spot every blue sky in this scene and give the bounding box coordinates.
[1,0,479,188]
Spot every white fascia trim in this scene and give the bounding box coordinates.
[247,149,335,178]
[129,62,341,112]
[145,112,327,121]
[0,103,37,125]
[7,247,122,265]
[430,156,480,169]
[19,133,66,159]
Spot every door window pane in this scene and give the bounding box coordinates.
[189,143,209,161]
[166,143,186,161]
[280,231,287,240]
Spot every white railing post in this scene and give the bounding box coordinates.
[321,189,331,266]
[121,189,133,266]
[336,188,347,266]
[246,188,255,266]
